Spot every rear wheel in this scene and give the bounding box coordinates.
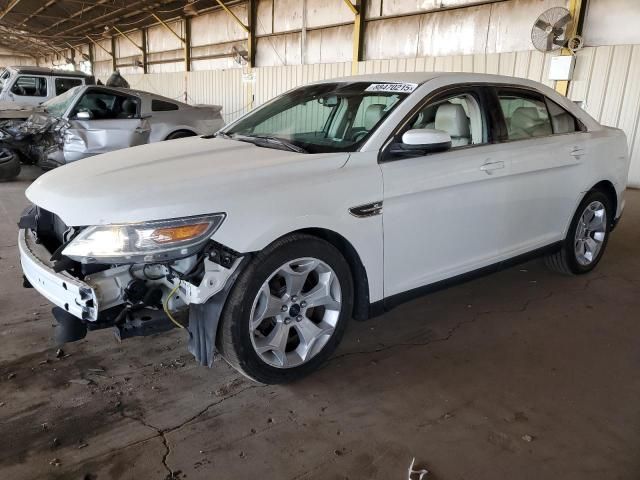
[545,190,612,275]
[0,148,21,181]
[217,234,353,384]
[165,130,197,141]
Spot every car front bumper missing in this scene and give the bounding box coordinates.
[19,228,99,321]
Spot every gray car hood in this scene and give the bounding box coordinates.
[26,136,348,226]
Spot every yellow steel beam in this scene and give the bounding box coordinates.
[0,0,22,21]
[113,26,144,52]
[555,0,583,96]
[151,13,185,44]
[214,0,249,33]
[86,35,113,57]
[346,0,365,74]
[343,0,358,15]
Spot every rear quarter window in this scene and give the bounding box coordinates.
[152,99,179,112]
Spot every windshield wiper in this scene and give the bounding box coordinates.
[233,134,308,154]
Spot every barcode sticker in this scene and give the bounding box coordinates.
[365,83,418,93]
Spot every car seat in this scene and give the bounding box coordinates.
[434,103,471,147]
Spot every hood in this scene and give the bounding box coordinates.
[26,136,349,226]
[0,101,43,119]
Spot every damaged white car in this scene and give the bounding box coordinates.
[19,73,630,384]
[0,85,224,180]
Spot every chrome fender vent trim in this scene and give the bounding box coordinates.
[349,201,383,218]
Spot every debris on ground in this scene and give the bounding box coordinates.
[522,434,535,442]
[55,348,64,358]
[49,458,61,467]
[7,372,16,380]
[408,457,429,479]
[51,438,60,449]
[68,378,92,386]
[214,377,244,397]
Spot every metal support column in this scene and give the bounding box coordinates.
[555,0,585,96]
[110,36,117,71]
[345,0,366,74]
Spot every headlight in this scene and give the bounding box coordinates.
[62,214,225,264]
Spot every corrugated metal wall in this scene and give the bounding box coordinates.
[115,45,640,187]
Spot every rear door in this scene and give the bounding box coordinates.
[54,77,84,96]
[491,87,587,254]
[63,88,151,162]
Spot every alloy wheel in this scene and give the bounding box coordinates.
[574,200,607,266]
[249,257,342,368]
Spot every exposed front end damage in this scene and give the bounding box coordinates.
[18,206,246,367]
[0,113,67,169]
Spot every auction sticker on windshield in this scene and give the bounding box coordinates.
[365,83,418,93]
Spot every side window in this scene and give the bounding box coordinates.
[72,91,139,120]
[152,99,179,112]
[55,78,83,96]
[11,76,47,97]
[546,98,581,134]
[409,92,487,147]
[498,90,552,140]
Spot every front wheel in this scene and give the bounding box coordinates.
[0,148,21,181]
[545,190,612,275]
[217,234,353,384]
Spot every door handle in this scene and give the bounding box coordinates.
[134,127,150,134]
[480,161,505,174]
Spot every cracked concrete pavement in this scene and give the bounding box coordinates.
[1,166,639,479]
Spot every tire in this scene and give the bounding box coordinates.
[165,130,197,141]
[217,234,353,384]
[0,148,21,181]
[545,190,612,275]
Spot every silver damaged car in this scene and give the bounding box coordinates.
[0,85,224,178]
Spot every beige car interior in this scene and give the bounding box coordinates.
[411,94,484,147]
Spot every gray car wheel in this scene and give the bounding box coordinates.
[545,190,612,275]
[217,234,353,384]
[0,148,21,181]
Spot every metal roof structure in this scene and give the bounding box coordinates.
[0,0,238,59]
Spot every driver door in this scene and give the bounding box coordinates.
[381,86,511,298]
[63,88,151,162]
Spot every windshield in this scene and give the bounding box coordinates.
[223,82,412,153]
[42,86,82,117]
[0,68,10,90]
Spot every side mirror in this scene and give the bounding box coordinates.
[389,128,452,157]
[75,111,91,120]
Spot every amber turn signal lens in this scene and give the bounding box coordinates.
[150,223,210,244]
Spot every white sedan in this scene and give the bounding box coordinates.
[19,73,630,384]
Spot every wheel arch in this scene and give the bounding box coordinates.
[164,128,198,140]
[292,227,372,321]
[589,180,618,225]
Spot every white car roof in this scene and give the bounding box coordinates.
[316,72,538,88]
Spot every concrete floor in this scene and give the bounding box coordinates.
[1,166,639,480]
